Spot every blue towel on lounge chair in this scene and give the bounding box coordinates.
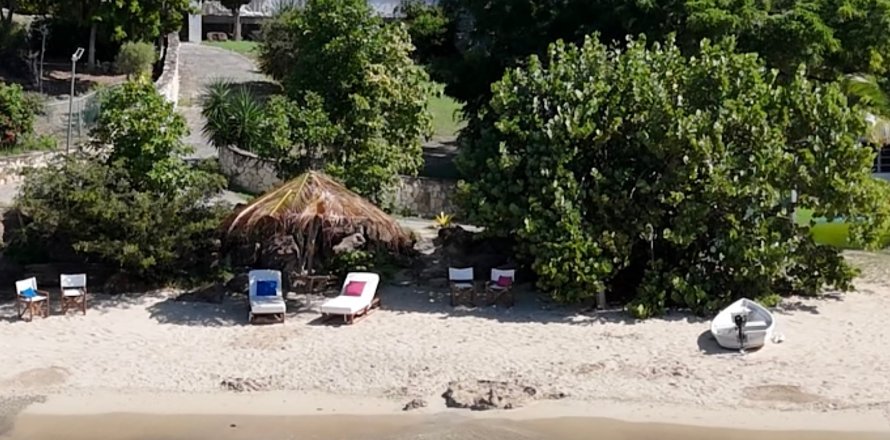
[21,287,37,298]
[256,280,277,297]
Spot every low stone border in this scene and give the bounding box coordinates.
[0,150,61,185]
[218,144,459,217]
[154,33,181,107]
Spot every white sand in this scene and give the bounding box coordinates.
[2,252,890,432]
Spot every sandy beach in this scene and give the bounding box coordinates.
[3,251,890,437]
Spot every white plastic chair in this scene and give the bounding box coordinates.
[60,273,88,315]
[319,272,381,324]
[248,269,286,324]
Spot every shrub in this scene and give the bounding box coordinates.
[12,157,226,281]
[0,82,41,150]
[115,41,157,78]
[91,78,192,193]
[458,36,888,317]
[200,81,292,156]
[10,78,227,282]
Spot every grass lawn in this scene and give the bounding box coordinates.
[795,209,851,248]
[204,40,260,58]
[428,84,464,139]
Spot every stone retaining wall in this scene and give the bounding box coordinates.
[154,33,182,106]
[0,151,60,185]
[218,145,460,217]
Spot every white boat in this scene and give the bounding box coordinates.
[710,298,776,350]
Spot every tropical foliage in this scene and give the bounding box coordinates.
[458,36,889,317]
[11,79,226,281]
[256,0,432,203]
[201,81,289,156]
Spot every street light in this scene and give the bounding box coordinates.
[66,47,85,154]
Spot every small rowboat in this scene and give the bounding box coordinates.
[710,298,775,351]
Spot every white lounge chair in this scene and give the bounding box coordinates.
[248,269,286,324]
[60,273,88,315]
[15,277,49,321]
[319,272,380,324]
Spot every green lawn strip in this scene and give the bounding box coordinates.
[427,83,464,139]
[204,41,260,58]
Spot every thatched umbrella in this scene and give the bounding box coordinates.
[222,171,412,274]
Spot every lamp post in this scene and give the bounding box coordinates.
[66,47,85,154]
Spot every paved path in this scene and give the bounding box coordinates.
[178,43,272,160]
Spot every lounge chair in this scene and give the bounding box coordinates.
[15,277,49,321]
[483,268,516,307]
[448,267,475,307]
[248,269,286,324]
[60,273,88,315]
[319,272,380,324]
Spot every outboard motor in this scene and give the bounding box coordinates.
[733,313,747,351]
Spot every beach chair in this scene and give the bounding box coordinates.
[60,273,88,315]
[448,267,475,307]
[319,272,380,324]
[483,268,515,307]
[15,277,50,321]
[248,269,286,324]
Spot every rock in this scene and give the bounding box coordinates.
[220,377,269,392]
[332,233,366,254]
[226,273,249,294]
[207,32,228,41]
[402,398,428,411]
[441,380,539,411]
[176,283,225,303]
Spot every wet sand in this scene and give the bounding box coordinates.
[3,413,887,440]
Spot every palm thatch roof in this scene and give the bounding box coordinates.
[222,171,411,248]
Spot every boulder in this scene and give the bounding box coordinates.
[441,380,538,411]
[402,398,428,411]
[176,283,225,304]
[332,233,366,254]
[225,272,249,295]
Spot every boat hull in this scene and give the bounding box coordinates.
[710,298,776,350]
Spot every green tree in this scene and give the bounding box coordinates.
[458,35,889,317]
[397,0,451,67]
[257,0,432,203]
[435,0,890,110]
[12,78,225,281]
[90,78,195,193]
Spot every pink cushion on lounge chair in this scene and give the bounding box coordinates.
[496,276,513,287]
[344,281,366,296]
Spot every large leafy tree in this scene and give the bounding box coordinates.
[458,36,890,317]
[257,0,432,203]
[434,0,890,110]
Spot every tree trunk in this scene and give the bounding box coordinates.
[233,7,242,41]
[87,22,97,69]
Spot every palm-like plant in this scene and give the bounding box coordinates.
[201,81,267,151]
[222,171,412,273]
[842,74,890,145]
